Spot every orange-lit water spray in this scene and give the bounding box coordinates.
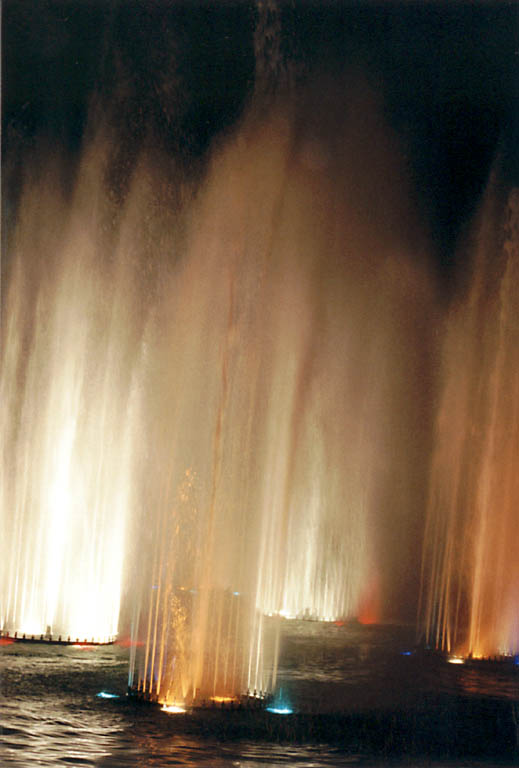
[420,170,519,658]
[129,73,433,705]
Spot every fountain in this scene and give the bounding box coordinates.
[127,73,434,706]
[2,4,434,706]
[0,135,149,644]
[3,5,519,765]
[419,165,519,659]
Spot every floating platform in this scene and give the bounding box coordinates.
[464,654,519,669]
[127,685,268,711]
[415,646,519,670]
[0,630,116,646]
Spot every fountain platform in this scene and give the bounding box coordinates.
[413,646,519,672]
[127,685,268,711]
[0,631,116,646]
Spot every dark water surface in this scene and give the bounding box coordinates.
[1,622,518,767]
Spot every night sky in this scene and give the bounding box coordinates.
[3,1,518,287]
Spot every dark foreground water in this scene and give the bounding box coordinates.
[1,622,518,767]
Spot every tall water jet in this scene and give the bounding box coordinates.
[130,64,434,705]
[0,134,148,642]
[420,165,519,658]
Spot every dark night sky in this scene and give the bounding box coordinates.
[3,1,518,282]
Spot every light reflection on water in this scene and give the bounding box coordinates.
[1,623,518,767]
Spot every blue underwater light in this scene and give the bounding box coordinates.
[266,705,293,715]
[266,689,293,715]
[400,650,413,656]
[96,691,120,699]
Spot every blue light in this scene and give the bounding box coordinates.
[514,655,519,666]
[400,651,413,656]
[233,591,240,596]
[97,691,119,699]
[266,688,293,715]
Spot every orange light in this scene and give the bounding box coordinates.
[116,637,145,648]
[210,696,236,703]
[358,573,380,625]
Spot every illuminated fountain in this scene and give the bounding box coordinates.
[2,11,433,697]
[0,135,148,644]
[129,72,433,707]
[419,169,519,659]
[129,468,263,707]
